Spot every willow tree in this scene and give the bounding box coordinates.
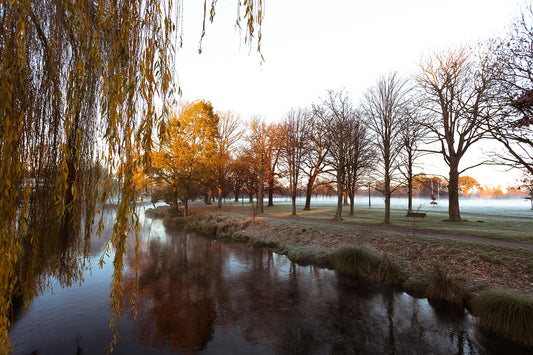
[0,0,264,352]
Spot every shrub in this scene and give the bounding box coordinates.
[426,265,468,305]
[470,290,533,347]
[329,246,381,278]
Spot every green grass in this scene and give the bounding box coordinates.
[218,202,533,244]
[470,290,533,347]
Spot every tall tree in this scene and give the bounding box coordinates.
[315,89,357,221]
[489,5,533,177]
[151,101,219,217]
[362,72,408,224]
[345,114,375,216]
[399,103,429,213]
[280,108,308,216]
[265,123,283,207]
[301,112,332,211]
[246,118,269,214]
[417,47,497,221]
[213,111,243,208]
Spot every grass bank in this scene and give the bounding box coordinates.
[145,203,533,347]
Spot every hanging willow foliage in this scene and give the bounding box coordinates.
[0,0,264,352]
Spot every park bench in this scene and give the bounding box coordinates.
[405,212,426,218]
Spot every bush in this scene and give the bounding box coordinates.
[329,246,381,278]
[426,265,468,305]
[470,290,533,347]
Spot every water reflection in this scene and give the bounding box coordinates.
[119,215,531,354]
[10,209,533,354]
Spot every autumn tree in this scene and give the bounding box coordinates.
[228,153,255,203]
[245,118,270,213]
[458,175,480,196]
[417,47,498,221]
[150,101,219,217]
[315,89,357,221]
[280,108,308,216]
[362,73,408,224]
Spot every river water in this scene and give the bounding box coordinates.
[8,209,532,354]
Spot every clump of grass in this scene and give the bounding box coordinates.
[470,290,533,347]
[162,215,185,229]
[426,265,468,306]
[374,256,408,286]
[329,246,381,278]
[285,246,331,267]
[403,275,429,298]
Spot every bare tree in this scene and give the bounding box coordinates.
[489,6,533,176]
[314,89,357,221]
[417,47,497,221]
[214,111,243,208]
[345,114,375,216]
[362,72,408,224]
[301,113,332,211]
[399,102,429,213]
[280,108,308,216]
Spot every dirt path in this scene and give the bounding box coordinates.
[264,214,533,251]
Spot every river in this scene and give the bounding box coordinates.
[8,209,532,354]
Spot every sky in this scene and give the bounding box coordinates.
[174,0,525,188]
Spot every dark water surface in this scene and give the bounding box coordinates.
[9,211,532,354]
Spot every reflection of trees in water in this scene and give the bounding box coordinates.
[120,226,505,354]
[122,230,221,352]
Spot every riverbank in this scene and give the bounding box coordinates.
[145,203,533,347]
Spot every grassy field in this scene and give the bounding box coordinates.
[216,201,533,244]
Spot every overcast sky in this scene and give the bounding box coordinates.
[174,0,523,188]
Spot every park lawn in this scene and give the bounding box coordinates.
[218,201,533,244]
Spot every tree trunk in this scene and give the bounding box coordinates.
[407,177,413,213]
[384,172,391,224]
[407,159,413,213]
[258,183,264,213]
[349,191,355,216]
[343,187,348,206]
[334,168,343,221]
[267,178,274,206]
[448,164,461,221]
[217,187,223,208]
[291,190,297,216]
[303,175,316,211]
